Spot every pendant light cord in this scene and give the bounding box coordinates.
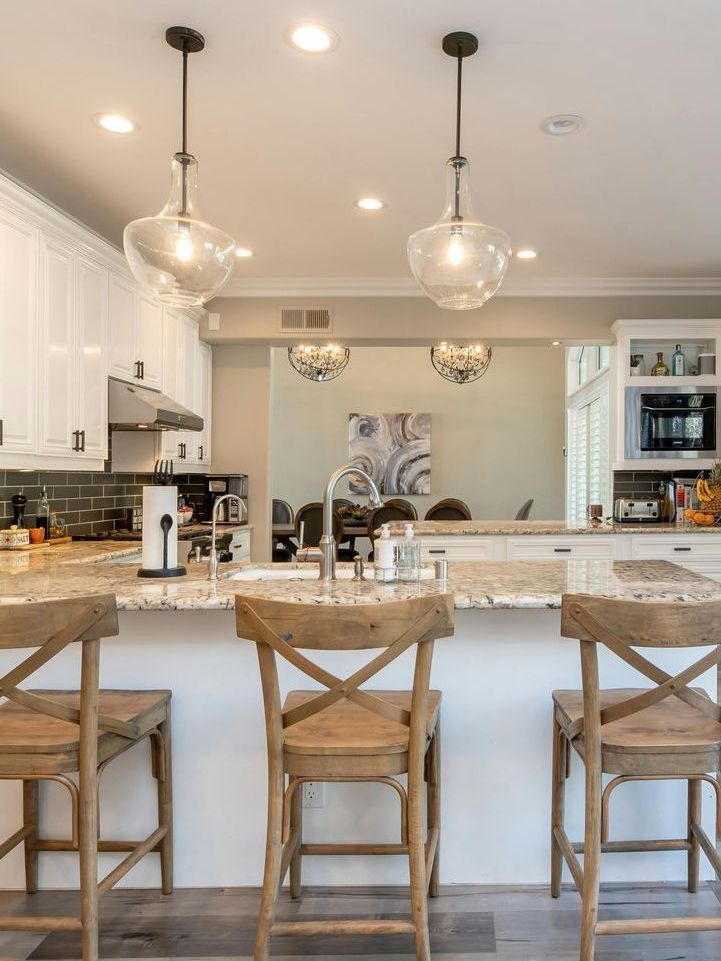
[452,43,463,222]
[180,38,189,216]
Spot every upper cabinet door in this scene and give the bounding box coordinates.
[76,256,109,459]
[0,206,37,453]
[108,272,138,383]
[179,315,199,412]
[137,293,163,389]
[197,341,212,466]
[38,233,75,456]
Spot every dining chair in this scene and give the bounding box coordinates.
[424,498,472,521]
[293,503,355,560]
[0,594,173,961]
[385,498,418,519]
[272,499,294,525]
[552,593,721,960]
[515,498,534,520]
[236,593,454,961]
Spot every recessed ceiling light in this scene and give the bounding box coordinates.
[354,197,386,211]
[515,248,538,260]
[94,113,135,134]
[235,247,254,258]
[287,23,339,54]
[541,114,585,136]
[552,340,561,346]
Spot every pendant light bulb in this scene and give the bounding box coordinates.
[407,32,510,310]
[123,27,236,308]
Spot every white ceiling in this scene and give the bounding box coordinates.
[3,0,721,289]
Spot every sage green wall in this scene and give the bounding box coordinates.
[269,345,566,520]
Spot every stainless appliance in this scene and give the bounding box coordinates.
[108,378,203,432]
[614,498,662,523]
[202,475,248,523]
[625,386,717,459]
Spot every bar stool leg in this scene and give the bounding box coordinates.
[550,713,566,898]
[22,781,39,894]
[79,640,100,961]
[579,746,602,961]
[408,752,431,961]
[289,786,302,900]
[688,778,702,894]
[254,761,284,961]
[427,722,441,898]
[157,708,174,895]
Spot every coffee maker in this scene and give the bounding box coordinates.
[203,474,248,523]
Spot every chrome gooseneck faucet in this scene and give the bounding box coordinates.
[320,464,382,581]
[208,494,246,581]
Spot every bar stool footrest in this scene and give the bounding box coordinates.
[271,918,416,936]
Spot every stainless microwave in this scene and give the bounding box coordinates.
[625,386,717,459]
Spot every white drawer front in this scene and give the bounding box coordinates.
[231,529,251,561]
[506,537,616,561]
[419,537,495,562]
[631,535,721,563]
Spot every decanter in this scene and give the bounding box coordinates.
[651,351,670,376]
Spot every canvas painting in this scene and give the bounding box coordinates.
[348,413,431,495]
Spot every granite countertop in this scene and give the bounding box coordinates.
[382,520,721,536]
[0,541,719,611]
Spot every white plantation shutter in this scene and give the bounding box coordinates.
[566,384,610,524]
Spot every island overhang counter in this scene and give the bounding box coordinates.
[0,546,719,892]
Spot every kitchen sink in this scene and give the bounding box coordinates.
[230,565,434,582]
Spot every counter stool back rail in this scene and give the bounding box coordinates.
[0,594,173,961]
[235,593,454,961]
[551,593,721,961]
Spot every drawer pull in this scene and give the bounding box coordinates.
[673,546,692,552]
[554,548,572,553]
[428,549,446,555]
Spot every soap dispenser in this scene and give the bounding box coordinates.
[397,523,421,583]
[374,524,396,583]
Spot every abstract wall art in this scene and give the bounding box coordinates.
[348,412,431,495]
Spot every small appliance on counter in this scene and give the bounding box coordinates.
[613,498,662,523]
[202,474,248,523]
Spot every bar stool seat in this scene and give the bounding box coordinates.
[554,687,721,772]
[0,689,171,768]
[282,690,441,767]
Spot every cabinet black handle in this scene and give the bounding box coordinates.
[673,546,692,552]
[134,360,142,378]
[139,360,145,380]
[199,445,204,460]
[554,548,572,553]
[428,549,446,555]
[80,429,86,452]
[0,418,3,446]
[72,429,80,452]
[178,442,186,460]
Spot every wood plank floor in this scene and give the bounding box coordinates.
[0,883,719,960]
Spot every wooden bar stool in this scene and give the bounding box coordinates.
[0,594,173,961]
[235,594,454,961]
[551,593,721,961]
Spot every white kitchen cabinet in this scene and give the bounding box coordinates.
[506,535,617,561]
[38,233,75,456]
[0,206,38,455]
[195,341,212,467]
[75,256,109,459]
[418,536,501,562]
[109,275,163,389]
[230,528,251,562]
[630,534,721,581]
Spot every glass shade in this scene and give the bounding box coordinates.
[288,345,350,382]
[430,343,492,384]
[408,157,511,310]
[124,153,236,308]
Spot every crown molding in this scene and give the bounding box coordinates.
[222,275,721,299]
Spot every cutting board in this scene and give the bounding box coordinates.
[2,536,72,552]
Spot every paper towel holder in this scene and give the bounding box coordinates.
[137,512,187,579]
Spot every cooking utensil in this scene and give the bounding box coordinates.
[152,460,174,485]
[160,513,173,570]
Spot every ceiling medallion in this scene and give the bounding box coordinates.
[430,343,492,384]
[288,345,350,382]
[408,31,510,309]
[123,27,236,307]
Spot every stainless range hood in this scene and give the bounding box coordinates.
[108,378,203,432]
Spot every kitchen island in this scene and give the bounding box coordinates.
[0,543,719,892]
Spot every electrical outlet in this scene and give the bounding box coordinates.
[302,781,325,808]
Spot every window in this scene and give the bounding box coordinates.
[567,345,611,394]
[566,383,611,524]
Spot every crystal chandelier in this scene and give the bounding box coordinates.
[431,343,492,384]
[408,32,510,310]
[124,27,236,307]
[288,345,350,382]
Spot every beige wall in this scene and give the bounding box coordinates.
[211,345,273,561]
[269,346,566,521]
[205,294,721,346]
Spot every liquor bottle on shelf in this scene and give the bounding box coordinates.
[651,351,670,376]
[672,344,686,376]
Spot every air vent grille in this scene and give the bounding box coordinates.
[280,307,332,332]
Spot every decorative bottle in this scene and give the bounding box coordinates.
[651,352,670,376]
[671,344,686,376]
[36,487,50,534]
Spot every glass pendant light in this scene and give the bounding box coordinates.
[124,27,235,307]
[408,32,510,310]
[431,343,492,384]
[288,345,350,382]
